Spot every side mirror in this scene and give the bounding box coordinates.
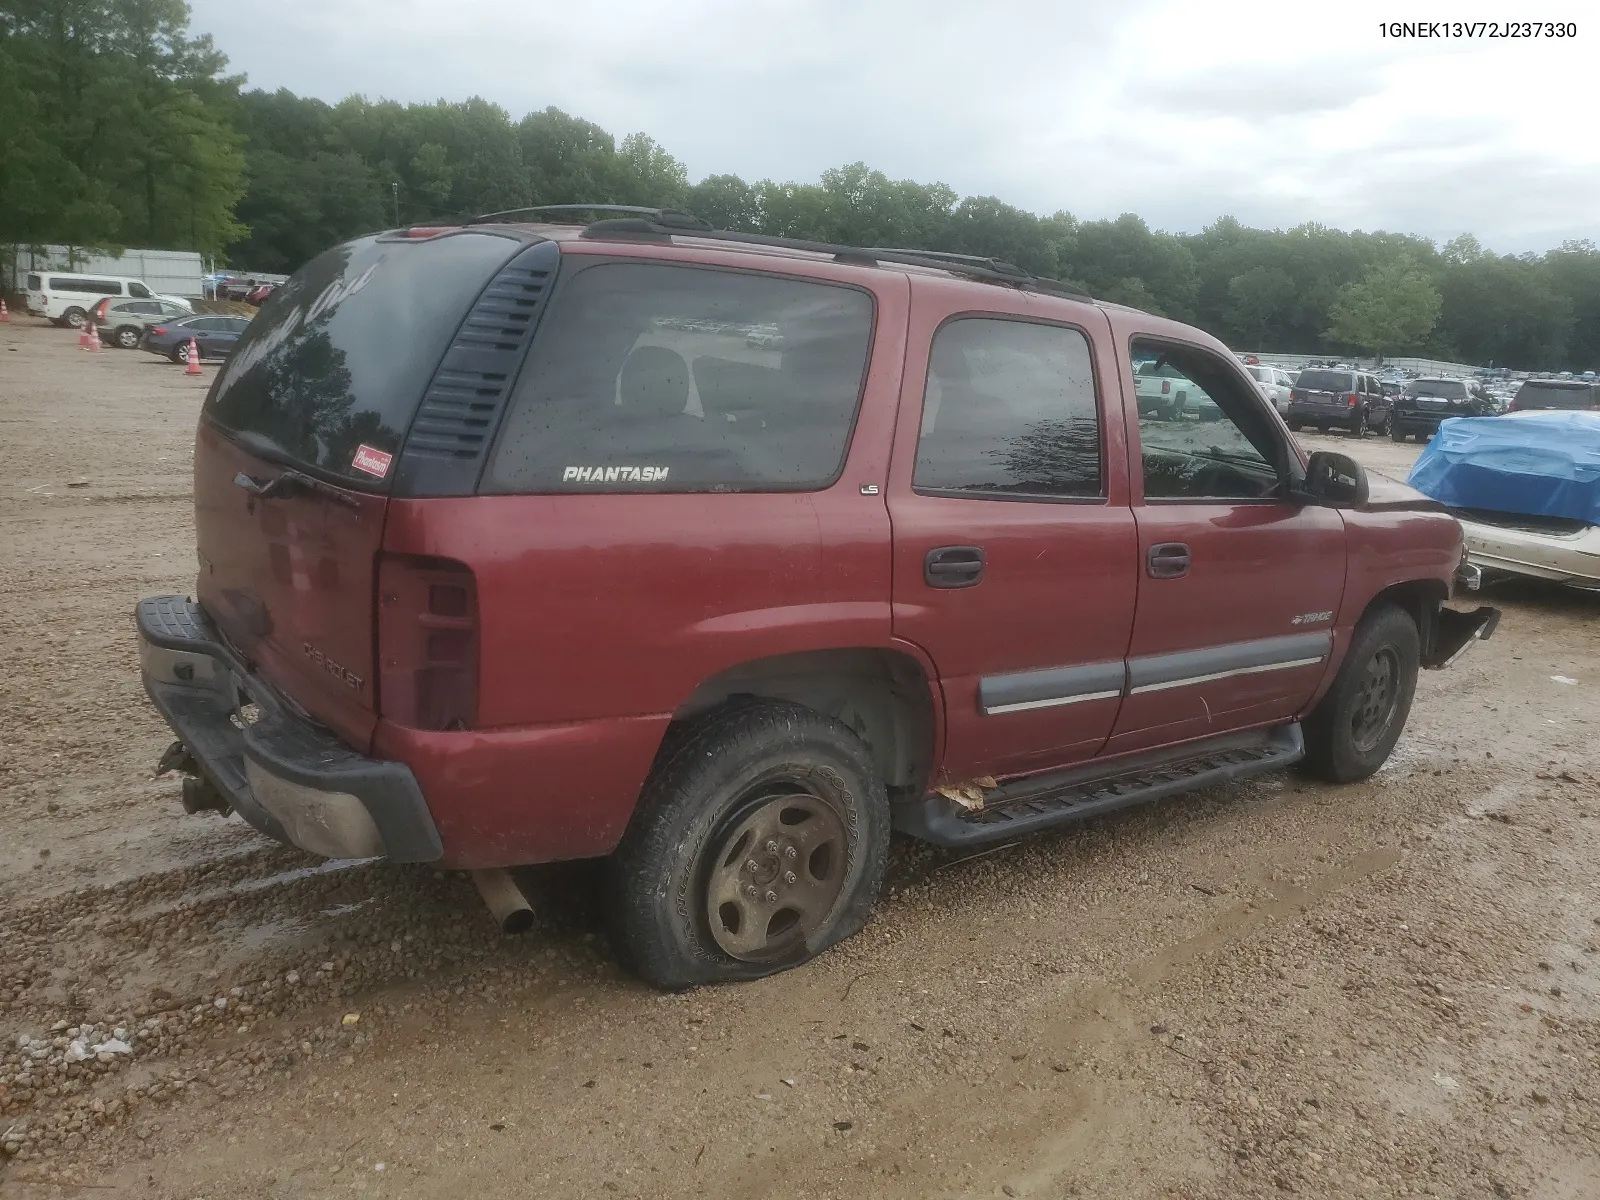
[1297,450,1369,508]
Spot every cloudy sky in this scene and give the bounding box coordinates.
[188,0,1599,254]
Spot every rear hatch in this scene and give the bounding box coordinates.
[1400,380,1472,418]
[193,229,527,748]
[1512,381,1600,411]
[1290,369,1354,411]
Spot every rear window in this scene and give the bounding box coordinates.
[49,277,122,295]
[1406,379,1468,400]
[1295,369,1354,392]
[1514,381,1598,410]
[26,273,41,291]
[205,232,522,484]
[485,263,873,494]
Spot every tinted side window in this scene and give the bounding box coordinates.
[49,278,122,296]
[913,318,1101,498]
[128,282,152,298]
[486,263,873,494]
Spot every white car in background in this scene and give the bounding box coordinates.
[1243,363,1295,412]
[24,271,193,328]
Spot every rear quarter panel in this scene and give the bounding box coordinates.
[380,253,912,865]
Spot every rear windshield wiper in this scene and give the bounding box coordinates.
[233,468,358,508]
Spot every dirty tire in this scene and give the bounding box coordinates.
[62,306,87,329]
[1301,604,1420,783]
[116,324,140,349]
[1390,424,1407,443]
[1287,419,1303,433]
[170,344,188,364]
[608,698,889,989]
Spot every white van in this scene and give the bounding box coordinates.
[24,272,193,328]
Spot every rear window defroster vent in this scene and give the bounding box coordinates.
[394,239,559,496]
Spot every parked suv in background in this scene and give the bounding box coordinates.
[1509,379,1600,412]
[136,209,1495,987]
[92,296,194,348]
[1390,377,1495,441]
[1285,369,1388,436]
[1243,363,1295,412]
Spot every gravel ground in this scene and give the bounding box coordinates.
[2,317,1598,1198]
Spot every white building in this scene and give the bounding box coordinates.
[6,244,206,298]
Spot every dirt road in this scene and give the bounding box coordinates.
[2,318,1597,1198]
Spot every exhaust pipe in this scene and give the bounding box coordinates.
[471,868,534,934]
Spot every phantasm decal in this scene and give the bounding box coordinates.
[561,466,670,484]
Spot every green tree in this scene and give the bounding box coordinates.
[1224,266,1297,348]
[1324,260,1443,362]
[0,0,245,257]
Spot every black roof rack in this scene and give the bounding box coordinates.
[468,204,712,231]
[469,205,1093,301]
[863,248,1032,280]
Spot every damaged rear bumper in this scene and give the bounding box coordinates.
[136,595,442,862]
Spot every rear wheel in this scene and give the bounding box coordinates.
[1287,419,1303,432]
[1350,411,1368,438]
[169,343,189,364]
[1316,423,1330,434]
[62,307,87,330]
[1301,604,1420,783]
[608,699,889,989]
[115,325,140,349]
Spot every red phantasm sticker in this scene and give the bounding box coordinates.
[351,444,394,478]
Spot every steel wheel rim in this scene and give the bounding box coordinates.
[118,328,138,348]
[703,786,848,962]
[1351,646,1399,753]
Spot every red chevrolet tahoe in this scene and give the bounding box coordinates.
[137,207,1497,986]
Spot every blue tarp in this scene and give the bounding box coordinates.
[1407,411,1600,524]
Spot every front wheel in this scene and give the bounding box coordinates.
[608,699,890,989]
[1390,424,1408,443]
[1287,419,1303,432]
[1349,411,1368,438]
[1301,604,1420,783]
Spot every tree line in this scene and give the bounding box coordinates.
[4,1,1599,370]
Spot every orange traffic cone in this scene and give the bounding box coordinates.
[78,322,93,349]
[0,298,10,322]
[185,338,202,375]
[84,322,100,351]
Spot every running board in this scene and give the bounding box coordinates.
[893,724,1304,848]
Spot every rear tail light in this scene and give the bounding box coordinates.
[1290,389,1304,400]
[377,553,479,731]
[1161,380,1170,394]
[150,326,167,336]
[1346,392,1360,407]
[94,299,109,322]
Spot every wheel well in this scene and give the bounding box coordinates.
[1366,579,1446,650]
[670,649,936,793]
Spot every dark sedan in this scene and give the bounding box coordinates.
[140,314,252,362]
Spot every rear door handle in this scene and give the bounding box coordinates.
[1147,542,1191,579]
[925,545,985,589]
